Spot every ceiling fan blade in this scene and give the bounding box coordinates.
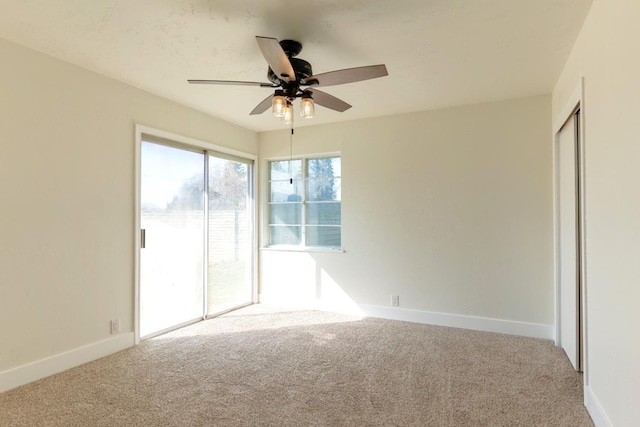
[250,94,274,115]
[188,79,275,87]
[256,36,296,83]
[302,64,388,87]
[306,89,351,112]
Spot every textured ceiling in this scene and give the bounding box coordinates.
[0,0,592,132]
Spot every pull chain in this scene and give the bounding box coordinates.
[289,113,294,184]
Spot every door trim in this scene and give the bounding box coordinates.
[134,125,258,345]
[552,78,588,380]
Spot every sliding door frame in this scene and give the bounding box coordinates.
[134,125,258,344]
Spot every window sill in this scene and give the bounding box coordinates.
[260,246,345,254]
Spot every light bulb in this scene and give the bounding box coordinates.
[272,91,286,117]
[281,102,294,124]
[300,95,315,119]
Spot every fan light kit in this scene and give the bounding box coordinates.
[188,36,388,123]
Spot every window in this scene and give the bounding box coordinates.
[268,156,341,249]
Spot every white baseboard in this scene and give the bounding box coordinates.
[0,333,135,393]
[584,385,612,427]
[259,295,554,340]
[356,304,554,340]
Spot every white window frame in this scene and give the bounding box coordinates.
[264,153,342,252]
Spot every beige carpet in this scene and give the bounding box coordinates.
[0,305,593,426]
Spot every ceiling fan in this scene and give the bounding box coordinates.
[188,36,388,122]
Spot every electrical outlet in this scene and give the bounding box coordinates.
[391,295,399,307]
[110,319,120,335]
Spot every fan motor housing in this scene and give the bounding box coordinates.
[268,57,313,85]
[279,40,303,57]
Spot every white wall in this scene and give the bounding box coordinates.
[553,0,640,425]
[0,38,257,379]
[259,95,553,336]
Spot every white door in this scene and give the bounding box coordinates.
[557,112,581,370]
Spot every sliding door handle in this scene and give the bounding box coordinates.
[141,229,146,249]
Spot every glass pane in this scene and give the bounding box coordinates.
[270,180,303,202]
[208,157,247,210]
[307,202,341,225]
[140,141,205,338]
[270,159,302,181]
[307,178,341,201]
[208,155,253,315]
[269,203,302,225]
[270,225,301,245]
[307,157,341,178]
[306,226,341,247]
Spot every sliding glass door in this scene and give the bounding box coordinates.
[207,155,253,315]
[140,142,205,338]
[140,138,254,339]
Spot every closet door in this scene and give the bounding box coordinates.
[557,113,581,370]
